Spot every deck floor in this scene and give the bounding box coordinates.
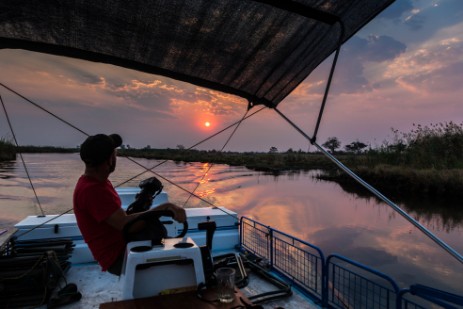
[41,263,319,308]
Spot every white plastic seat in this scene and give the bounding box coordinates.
[120,237,205,300]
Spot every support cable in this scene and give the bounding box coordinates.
[1,83,265,227]
[182,107,251,208]
[0,94,45,217]
[115,106,266,187]
[0,83,87,136]
[273,107,463,264]
[116,107,265,219]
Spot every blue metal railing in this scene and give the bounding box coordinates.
[272,228,325,299]
[399,285,463,309]
[326,254,399,308]
[240,217,325,300]
[239,216,463,309]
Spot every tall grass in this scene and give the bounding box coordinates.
[362,122,463,169]
[119,148,334,174]
[325,122,463,201]
[0,137,16,160]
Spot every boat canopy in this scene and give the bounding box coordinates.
[0,0,394,108]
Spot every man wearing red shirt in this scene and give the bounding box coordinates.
[73,133,186,275]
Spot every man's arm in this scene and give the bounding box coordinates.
[105,208,139,231]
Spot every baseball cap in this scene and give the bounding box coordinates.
[80,133,123,166]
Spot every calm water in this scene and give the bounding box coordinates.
[1,153,462,294]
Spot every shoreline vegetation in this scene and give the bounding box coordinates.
[0,138,16,161]
[2,122,463,203]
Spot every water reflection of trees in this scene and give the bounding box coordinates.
[331,177,463,232]
[270,169,462,232]
[0,160,17,179]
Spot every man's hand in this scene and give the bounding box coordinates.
[107,202,186,233]
[152,203,186,223]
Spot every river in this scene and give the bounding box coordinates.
[1,153,462,295]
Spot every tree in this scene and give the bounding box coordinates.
[177,144,185,150]
[269,146,278,153]
[322,137,341,153]
[345,141,368,154]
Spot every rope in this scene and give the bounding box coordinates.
[115,106,265,187]
[0,82,266,227]
[113,106,266,219]
[182,107,251,208]
[0,83,88,136]
[0,251,48,306]
[0,250,66,307]
[0,82,91,219]
[0,94,45,216]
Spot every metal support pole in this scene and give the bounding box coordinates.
[313,142,463,264]
[274,107,463,265]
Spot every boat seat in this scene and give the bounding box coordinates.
[120,237,205,300]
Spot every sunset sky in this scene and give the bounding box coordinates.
[0,0,462,152]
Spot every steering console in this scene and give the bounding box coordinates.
[123,210,188,246]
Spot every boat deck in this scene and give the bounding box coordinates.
[11,211,457,308]
[41,262,319,309]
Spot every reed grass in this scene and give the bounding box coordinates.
[320,122,463,201]
[364,122,463,169]
[119,148,335,174]
[0,137,16,161]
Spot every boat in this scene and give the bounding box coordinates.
[1,0,462,308]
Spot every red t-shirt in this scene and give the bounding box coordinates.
[73,175,126,271]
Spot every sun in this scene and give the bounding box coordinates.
[204,121,211,127]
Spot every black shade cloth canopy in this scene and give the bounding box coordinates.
[0,0,395,108]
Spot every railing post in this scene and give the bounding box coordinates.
[322,257,328,307]
[238,217,243,249]
[397,289,406,309]
[268,227,274,268]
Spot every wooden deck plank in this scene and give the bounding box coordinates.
[100,287,252,309]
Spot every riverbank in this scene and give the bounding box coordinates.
[6,146,463,203]
[121,148,463,203]
[317,165,463,204]
[119,148,336,173]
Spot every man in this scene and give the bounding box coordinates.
[73,133,186,275]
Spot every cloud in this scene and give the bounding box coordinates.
[378,0,414,21]
[362,35,408,62]
[377,0,424,31]
[301,35,406,95]
[194,88,247,115]
[377,0,463,41]
[382,24,463,95]
[1,4,462,151]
